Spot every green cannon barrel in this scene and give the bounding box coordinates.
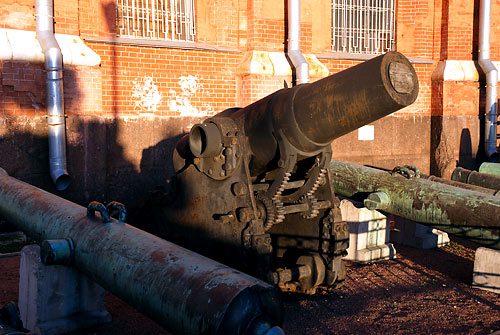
[329,160,500,249]
[0,169,283,335]
[479,162,500,176]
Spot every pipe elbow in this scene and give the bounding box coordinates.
[478,58,498,78]
[44,46,63,70]
[485,148,498,162]
[50,167,70,191]
[37,32,63,70]
[288,50,307,67]
[287,50,309,84]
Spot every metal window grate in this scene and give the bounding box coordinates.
[331,0,395,54]
[117,0,196,41]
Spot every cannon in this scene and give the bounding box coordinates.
[0,169,284,335]
[329,160,500,249]
[138,51,419,293]
[452,166,500,191]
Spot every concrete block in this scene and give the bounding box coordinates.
[390,216,449,249]
[18,245,111,335]
[473,247,500,294]
[340,199,396,262]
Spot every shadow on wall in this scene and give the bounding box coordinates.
[457,128,481,171]
[0,113,191,209]
[1,60,197,213]
[430,0,484,177]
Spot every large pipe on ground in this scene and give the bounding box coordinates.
[478,0,498,161]
[425,174,500,197]
[329,160,500,249]
[0,169,283,335]
[35,0,70,190]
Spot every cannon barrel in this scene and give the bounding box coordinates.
[330,160,500,249]
[190,51,419,175]
[452,167,500,191]
[0,169,283,335]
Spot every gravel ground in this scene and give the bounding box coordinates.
[1,236,499,335]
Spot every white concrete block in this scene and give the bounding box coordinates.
[473,247,500,294]
[391,216,449,249]
[18,245,111,335]
[340,199,396,262]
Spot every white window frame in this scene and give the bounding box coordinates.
[331,0,395,54]
[117,0,196,42]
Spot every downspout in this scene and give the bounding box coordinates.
[287,0,309,85]
[478,0,498,161]
[36,0,70,190]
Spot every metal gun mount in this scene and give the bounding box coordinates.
[140,51,419,294]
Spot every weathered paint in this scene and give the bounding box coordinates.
[167,75,215,116]
[0,169,283,335]
[329,160,500,249]
[131,76,162,113]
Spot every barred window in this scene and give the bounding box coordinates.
[117,0,196,41]
[331,0,395,54]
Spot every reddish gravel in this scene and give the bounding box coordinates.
[1,236,499,335]
[283,238,500,335]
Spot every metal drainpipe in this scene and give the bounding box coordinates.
[478,0,498,161]
[36,0,70,190]
[287,0,309,85]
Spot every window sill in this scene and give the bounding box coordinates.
[84,36,241,53]
[316,52,434,64]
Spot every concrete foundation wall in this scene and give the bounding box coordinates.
[0,114,200,207]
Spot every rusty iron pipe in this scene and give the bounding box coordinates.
[425,175,500,197]
[452,167,500,191]
[330,160,500,249]
[0,169,283,335]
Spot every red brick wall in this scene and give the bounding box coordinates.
[237,74,289,106]
[2,0,499,195]
[0,0,35,30]
[90,43,240,117]
[53,0,79,35]
[3,0,500,117]
[1,62,45,118]
[78,0,117,38]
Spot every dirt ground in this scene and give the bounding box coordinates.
[1,236,499,335]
